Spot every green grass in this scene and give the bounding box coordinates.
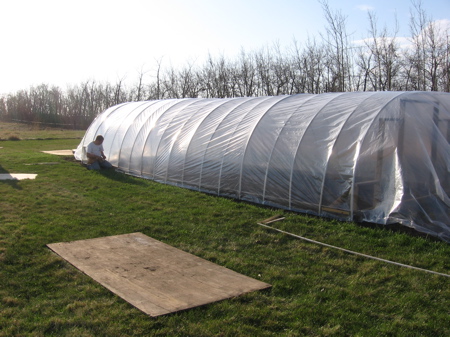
[1,125,450,336]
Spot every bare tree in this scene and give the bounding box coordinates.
[254,46,275,96]
[320,0,353,92]
[355,43,373,92]
[112,76,128,105]
[233,48,257,97]
[131,66,148,101]
[178,61,201,98]
[154,57,164,100]
[163,66,181,99]
[201,53,232,98]
[0,96,6,120]
[364,11,401,91]
[440,32,450,92]
[294,37,326,93]
[271,42,293,95]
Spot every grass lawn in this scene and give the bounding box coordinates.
[1,122,450,336]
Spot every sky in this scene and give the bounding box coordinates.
[1,0,449,95]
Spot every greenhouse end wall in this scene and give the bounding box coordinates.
[75,92,450,242]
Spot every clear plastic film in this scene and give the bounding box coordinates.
[74,92,450,242]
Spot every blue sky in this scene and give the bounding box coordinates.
[0,0,449,94]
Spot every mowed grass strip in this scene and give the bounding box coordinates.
[1,130,450,336]
[0,121,85,140]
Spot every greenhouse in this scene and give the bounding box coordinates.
[74,92,450,242]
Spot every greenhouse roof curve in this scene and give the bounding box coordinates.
[75,91,450,242]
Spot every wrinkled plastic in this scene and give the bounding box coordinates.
[75,92,450,242]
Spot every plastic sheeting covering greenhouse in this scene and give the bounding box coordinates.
[75,92,450,242]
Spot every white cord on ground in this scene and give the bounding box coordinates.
[257,221,450,278]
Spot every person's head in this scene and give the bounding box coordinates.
[94,135,104,144]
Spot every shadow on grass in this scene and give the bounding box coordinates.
[0,163,22,190]
[96,167,149,186]
[64,157,148,187]
[358,221,442,242]
[0,180,23,190]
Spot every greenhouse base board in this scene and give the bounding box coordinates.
[47,232,271,317]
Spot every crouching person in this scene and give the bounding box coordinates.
[86,135,113,170]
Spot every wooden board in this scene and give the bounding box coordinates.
[41,150,74,155]
[0,173,37,180]
[25,162,60,166]
[47,233,271,317]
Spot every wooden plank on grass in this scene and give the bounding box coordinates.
[0,173,37,180]
[47,232,271,317]
[41,150,74,155]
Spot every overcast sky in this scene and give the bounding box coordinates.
[1,0,449,95]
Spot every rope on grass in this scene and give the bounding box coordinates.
[257,217,450,278]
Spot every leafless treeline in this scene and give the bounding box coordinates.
[0,81,131,129]
[0,0,449,129]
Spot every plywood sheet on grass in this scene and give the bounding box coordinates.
[41,150,74,155]
[0,173,37,180]
[47,232,271,317]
